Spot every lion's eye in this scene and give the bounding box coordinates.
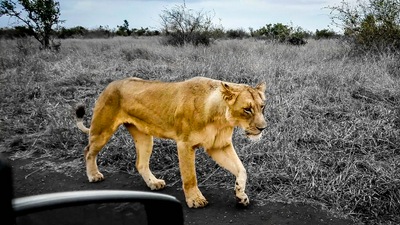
[243,107,252,114]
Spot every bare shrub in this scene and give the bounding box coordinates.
[159,4,213,46]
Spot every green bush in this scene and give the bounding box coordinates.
[252,23,308,45]
[252,23,291,42]
[225,29,250,39]
[329,0,400,52]
[162,31,210,46]
[58,26,112,39]
[315,29,337,39]
[208,28,225,39]
[58,26,87,38]
[0,26,35,39]
[132,27,160,36]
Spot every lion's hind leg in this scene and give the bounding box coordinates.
[85,123,121,182]
[85,139,106,182]
[125,124,166,190]
[85,104,121,182]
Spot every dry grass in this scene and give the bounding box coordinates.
[1,36,400,224]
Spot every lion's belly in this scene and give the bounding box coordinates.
[121,110,233,150]
[120,115,177,139]
[136,124,177,140]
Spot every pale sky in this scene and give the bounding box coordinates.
[0,0,350,32]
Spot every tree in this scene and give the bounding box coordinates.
[329,0,400,52]
[0,0,62,49]
[160,4,214,46]
[116,19,132,36]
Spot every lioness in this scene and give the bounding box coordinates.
[75,76,267,208]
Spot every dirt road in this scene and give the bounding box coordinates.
[9,158,354,225]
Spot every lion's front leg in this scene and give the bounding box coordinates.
[177,142,208,208]
[206,143,249,206]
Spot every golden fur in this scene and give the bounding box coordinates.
[75,76,267,208]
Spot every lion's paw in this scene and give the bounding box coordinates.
[88,172,104,182]
[186,195,208,208]
[148,179,166,190]
[236,192,250,206]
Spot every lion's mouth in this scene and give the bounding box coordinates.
[245,130,263,141]
[245,130,261,136]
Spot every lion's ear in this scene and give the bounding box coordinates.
[255,82,266,93]
[220,82,238,105]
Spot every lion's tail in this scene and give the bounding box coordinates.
[75,103,90,134]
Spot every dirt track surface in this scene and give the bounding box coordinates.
[9,158,354,225]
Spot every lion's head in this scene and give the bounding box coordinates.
[220,82,267,141]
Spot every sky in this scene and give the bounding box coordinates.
[0,0,351,32]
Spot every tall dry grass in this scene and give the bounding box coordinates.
[0,36,399,224]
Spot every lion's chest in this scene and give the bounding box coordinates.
[187,124,233,150]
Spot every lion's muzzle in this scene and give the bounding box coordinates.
[245,117,267,141]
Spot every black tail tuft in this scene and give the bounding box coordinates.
[75,104,86,119]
